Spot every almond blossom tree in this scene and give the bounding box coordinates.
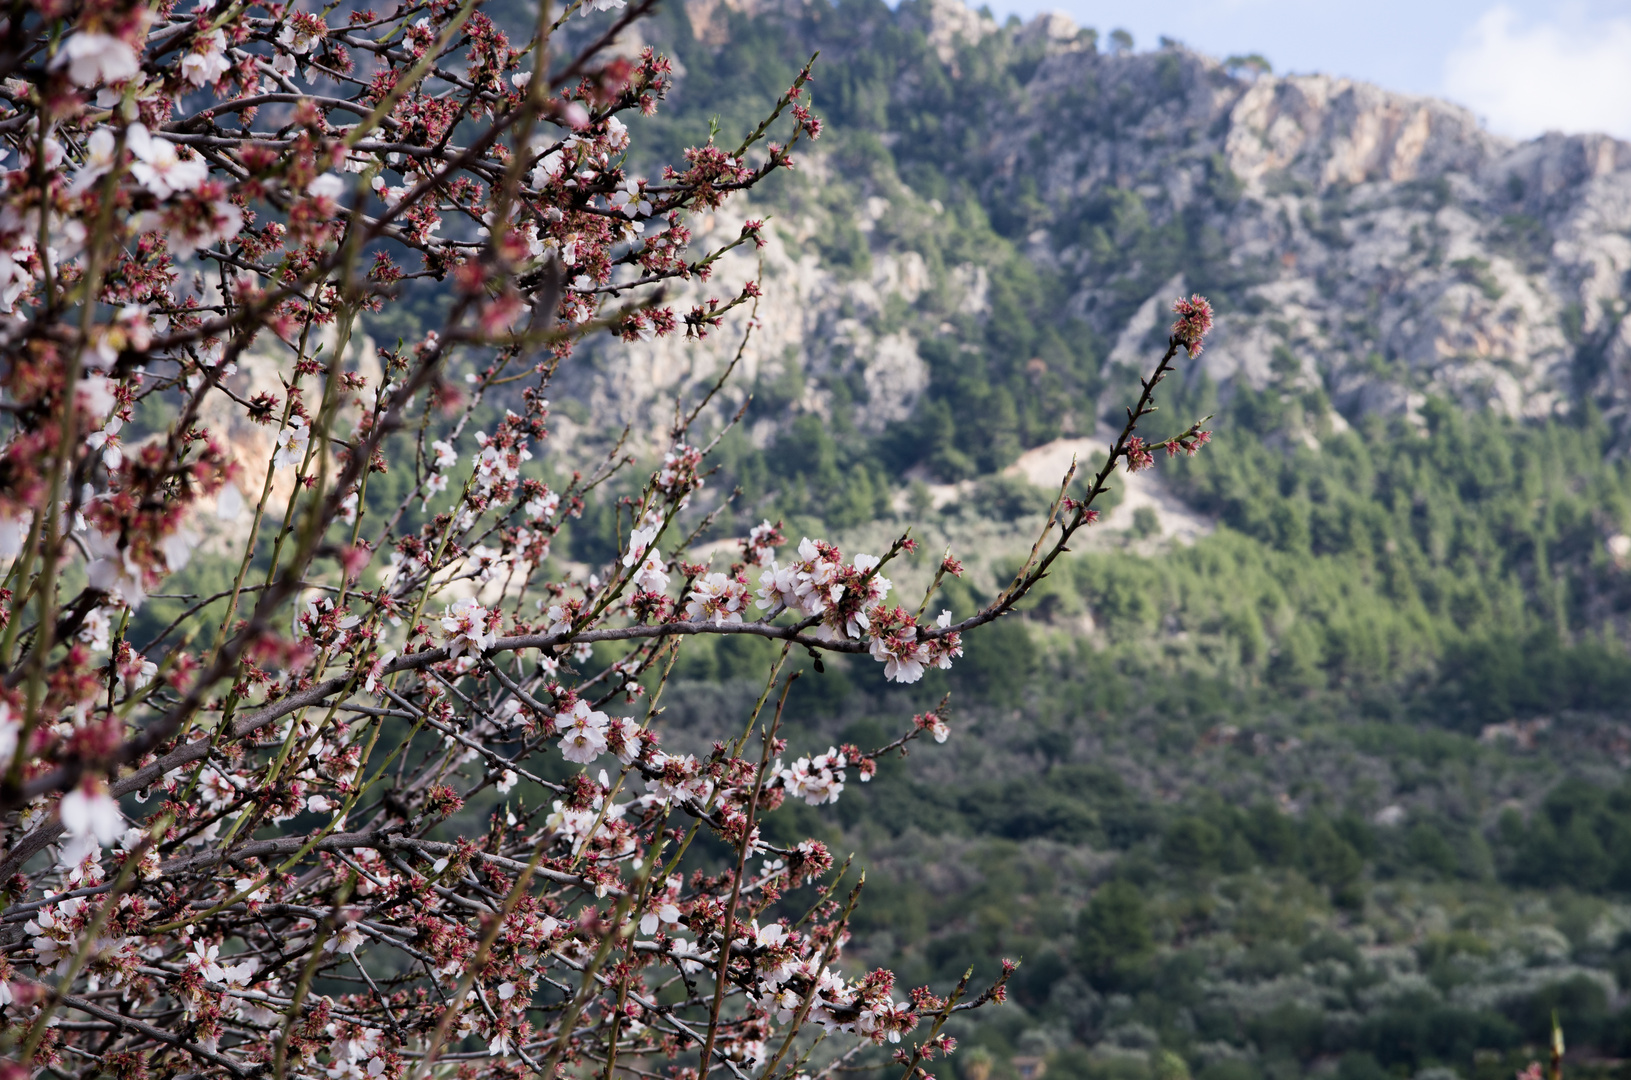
[0,0,1214,1073]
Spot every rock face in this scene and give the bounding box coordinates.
[553,173,976,456]
[1002,44,1631,426]
[558,0,1631,459]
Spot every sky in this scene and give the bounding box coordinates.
[978,0,1631,142]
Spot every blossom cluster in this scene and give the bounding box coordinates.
[744,539,960,682]
[0,0,1213,1072]
[1170,294,1215,358]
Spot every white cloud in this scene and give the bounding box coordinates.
[1443,4,1631,140]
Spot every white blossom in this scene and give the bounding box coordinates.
[118,654,158,694]
[545,603,574,636]
[86,416,122,468]
[0,701,18,773]
[463,544,500,580]
[167,196,244,259]
[272,417,310,470]
[609,176,651,218]
[786,537,843,617]
[685,572,748,625]
[211,482,243,521]
[639,902,682,936]
[128,125,208,199]
[668,935,709,973]
[869,629,928,684]
[623,523,658,567]
[471,431,531,494]
[70,127,119,195]
[180,30,232,87]
[85,528,147,608]
[557,700,609,763]
[77,373,116,419]
[525,488,559,520]
[160,529,197,576]
[326,924,366,955]
[780,749,847,806]
[631,550,669,594]
[756,560,798,611]
[423,472,448,506]
[60,786,125,860]
[78,606,112,652]
[189,940,227,983]
[441,596,495,658]
[54,34,140,88]
[0,243,34,314]
[277,18,326,54]
[745,519,779,566]
[308,174,345,203]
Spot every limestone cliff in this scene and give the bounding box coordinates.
[551,0,1631,464]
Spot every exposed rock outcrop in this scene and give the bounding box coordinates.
[557,0,1631,458]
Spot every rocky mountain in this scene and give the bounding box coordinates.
[547,0,1631,468]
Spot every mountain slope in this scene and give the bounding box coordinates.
[526,7,1631,1079]
[551,0,1631,464]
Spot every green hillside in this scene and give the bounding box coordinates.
[408,2,1631,1077]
